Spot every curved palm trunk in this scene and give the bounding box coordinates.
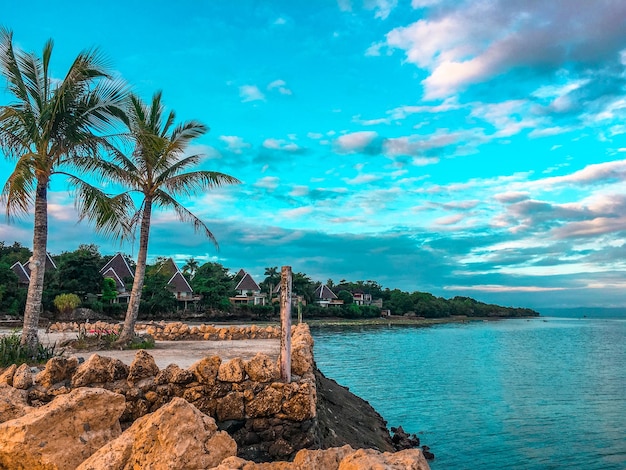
[118,199,152,344]
[20,180,48,350]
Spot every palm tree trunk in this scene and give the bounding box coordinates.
[118,199,152,344]
[20,179,48,350]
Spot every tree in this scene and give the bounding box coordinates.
[0,30,127,350]
[191,261,235,309]
[50,245,103,297]
[100,92,240,344]
[101,277,118,303]
[182,257,199,279]
[261,266,279,297]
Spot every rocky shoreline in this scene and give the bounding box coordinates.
[0,323,431,469]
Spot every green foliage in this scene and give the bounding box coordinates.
[49,246,104,297]
[192,262,236,308]
[139,272,177,317]
[0,330,61,367]
[53,293,81,314]
[0,262,26,315]
[102,277,118,302]
[337,290,354,304]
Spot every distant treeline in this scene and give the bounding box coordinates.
[0,241,539,320]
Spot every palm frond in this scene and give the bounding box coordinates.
[153,189,219,248]
[161,170,241,197]
[1,153,37,218]
[68,175,134,240]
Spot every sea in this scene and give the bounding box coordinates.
[312,315,626,469]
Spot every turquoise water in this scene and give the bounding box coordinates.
[312,318,626,469]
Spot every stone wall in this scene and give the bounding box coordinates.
[48,320,282,341]
[1,323,315,462]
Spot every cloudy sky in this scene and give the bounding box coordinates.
[2,0,626,310]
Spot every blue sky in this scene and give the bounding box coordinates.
[2,0,626,310]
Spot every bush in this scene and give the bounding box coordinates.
[53,293,81,314]
[0,330,61,367]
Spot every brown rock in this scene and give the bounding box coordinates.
[245,353,280,383]
[71,354,129,387]
[0,364,16,386]
[77,397,237,470]
[127,350,160,382]
[291,343,313,376]
[190,355,222,385]
[155,363,195,385]
[12,363,32,390]
[218,358,246,382]
[292,445,354,469]
[0,387,125,470]
[36,356,79,388]
[246,386,283,418]
[338,448,431,470]
[0,384,32,423]
[281,383,316,421]
[216,391,245,421]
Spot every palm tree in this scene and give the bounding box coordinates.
[263,266,279,297]
[0,30,127,350]
[182,257,199,279]
[101,91,239,345]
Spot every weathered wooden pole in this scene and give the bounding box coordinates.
[279,265,292,383]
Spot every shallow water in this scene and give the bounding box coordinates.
[312,318,626,469]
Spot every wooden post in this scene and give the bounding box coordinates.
[279,265,292,383]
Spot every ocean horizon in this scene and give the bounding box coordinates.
[312,315,626,469]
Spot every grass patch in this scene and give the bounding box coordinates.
[0,329,61,367]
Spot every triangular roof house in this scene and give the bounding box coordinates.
[235,272,261,294]
[10,262,30,285]
[314,284,343,307]
[100,253,134,280]
[100,267,126,292]
[11,253,57,284]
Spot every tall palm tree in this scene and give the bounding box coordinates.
[102,91,239,344]
[0,29,127,350]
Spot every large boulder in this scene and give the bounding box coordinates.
[0,387,125,470]
[0,383,32,423]
[71,354,129,387]
[0,364,17,386]
[77,397,237,470]
[12,363,33,390]
[36,356,79,388]
[127,350,160,383]
[337,448,431,470]
[245,353,280,383]
[190,356,222,385]
[207,446,430,469]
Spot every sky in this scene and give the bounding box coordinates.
[2,0,626,310]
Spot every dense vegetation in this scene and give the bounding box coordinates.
[0,241,539,322]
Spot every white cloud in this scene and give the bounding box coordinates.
[280,207,314,218]
[219,135,251,154]
[335,131,378,153]
[239,85,265,102]
[267,79,292,95]
[384,1,626,99]
[254,176,280,191]
[262,138,303,153]
[343,173,382,185]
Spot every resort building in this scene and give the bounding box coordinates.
[99,253,134,303]
[230,270,266,306]
[314,284,344,307]
[10,253,57,286]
